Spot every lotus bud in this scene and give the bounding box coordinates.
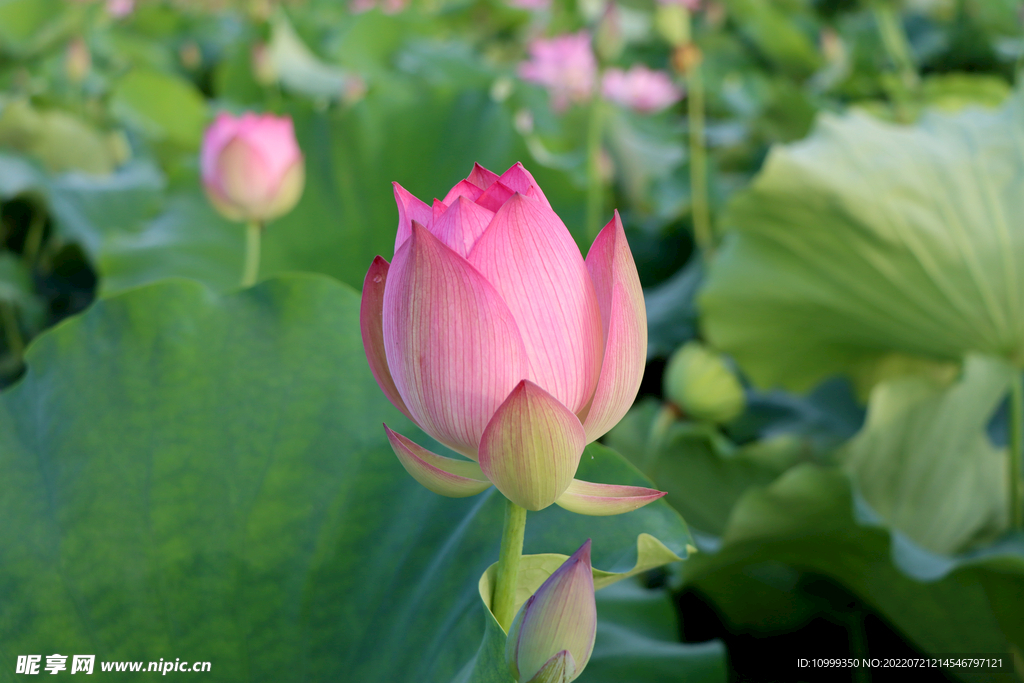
[200,112,305,223]
[179,41,202,71]
[105,0,134,18]
[361,162,665,514]
[251,43,278,86]
[654,3,690,47]
[65,38,91,84]
[595,5,624,62]
[505,541,596,683]
[663,341,745,423]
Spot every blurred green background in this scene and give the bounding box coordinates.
[1,0,1024,681]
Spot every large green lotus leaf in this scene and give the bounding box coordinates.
[681,464,1024,680]
[842,354,1011,555]
[0,274,716,682]
[701,92,1024,392]
[109,68,209,149]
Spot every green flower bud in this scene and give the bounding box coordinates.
[663,341,745,423]
[506,541,596,683]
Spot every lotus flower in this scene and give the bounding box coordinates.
[518,32,597,113]
[602,65,683,114]
[362,162,663,513]
[505,540,596,683]
[201,112,305,223]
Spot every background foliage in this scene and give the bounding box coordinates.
[1,0,1023,681]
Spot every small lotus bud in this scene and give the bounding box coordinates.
[655,4,690,48]
[514,108,534,135]
[506,541,597,683]
[65,37,91,84]
[179,41,202,71]
[663,341,745,423]
[490,77,514,103]
[595,5,624,62]
[251,43,277,86]
[201,112,305,223]
[671,43,702,73]
[105,0,134,18]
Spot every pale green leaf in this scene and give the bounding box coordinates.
[842,354,1011,555]
[702,92,1024,391]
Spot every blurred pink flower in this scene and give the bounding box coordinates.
[350,0,408,13]
[518,32,597,112]
[201,112,305,223]
[507,0,550,9]
[656,0,700,8]
[105,0,134,17]
[601,65,683,113]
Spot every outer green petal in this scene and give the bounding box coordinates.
[478,380,586,511]
[384,424,492,498]
[526,650,576,683]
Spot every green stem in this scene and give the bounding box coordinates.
[1,300,24,363]
[872,1,918,118]
[686,57,712,258]
[585,97,606,243]
[492,499,527,633]
[23,209,45,266]
[1010,371,1023,530]
[241,220,262,288]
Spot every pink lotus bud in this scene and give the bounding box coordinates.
[518,32,597,113]
[105,0,134,18]
[601,65,683,114]
[201,112,305,223]
[505,540,596,683]
[362,163,664,513]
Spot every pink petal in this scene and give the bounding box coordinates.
[581,212,647,441]
[201,112,240,185]
[474,181,517,213]
[497,162,552,209]
[432,198,446,222]
[555,479,666,516]
[234,113,303,188]
[384,424,492,498]
[383,222,528,458]
[478,380,585,511]
[468,193,604,414]
[393,182,433,254]
[431,196,496,257]
[467,162,500,190]
[360,257,414,422]
[442,179,485,205]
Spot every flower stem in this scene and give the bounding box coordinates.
[492,498,527,633]
[23,209,46,266]
[872,1,918,120]
[686,54,712,258]
[1010,371,1023,530]
[1,300,24,364]
[241,220,262,288]
[585,98,606,243]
